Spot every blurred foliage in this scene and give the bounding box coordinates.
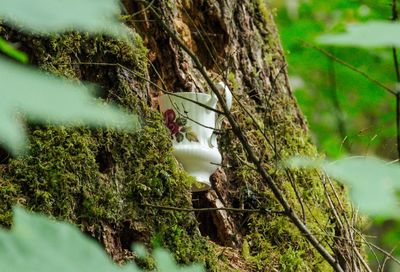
[0,58,140,155]
[288,156,400,218]
[0,207,204,272]
[318,21,400,47]
[271,0,400,270]
[0,0,139,155]
[0,0,129,37]
[0,37,28,63]
[270,0,397,159]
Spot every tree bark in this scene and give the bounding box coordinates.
[0,0,366,271]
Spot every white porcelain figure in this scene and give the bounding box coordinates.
[159,82,232,191]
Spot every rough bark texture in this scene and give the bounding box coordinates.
[0,1,363,271]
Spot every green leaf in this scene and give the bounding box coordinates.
[0,206,140,272]
[0,37,28,63]
[176,132,184,143]
[0,58,140,155]
[317,21,400,48]
[132,243,148,259]
[153,249,204,272]
[287,156,400,218]
[0,207,204,272]
[176,117,187,126]
[185,131,199,142]
[0,0,129,37]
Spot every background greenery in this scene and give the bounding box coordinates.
[270,0,400,270]
[271,0,397,159]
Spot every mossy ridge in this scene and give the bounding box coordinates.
[213,3,339,271]
[221,5,336,268]
[221,67,333,271]
[0,30,221,270]
[222,94,334,271]
[241,88,334,272]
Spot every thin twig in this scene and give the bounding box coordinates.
[320,173,372,272]
[380,246,396,272]
[354,227,400,267]
[142,203,285,214]
[327,49,351,152]
[392,0,400,161]
[285,169,307,223]
[130,0,156,18]
[71,61,224,115]
[306,43,395,96]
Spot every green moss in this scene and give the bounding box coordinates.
[218,31,335,266]
[255,0,270,21]
[30,31,148,80]
[220,79,340,271]
[227,72,239,91]
[5,127,102,221]
[279,247,308,272]
[0,29,221,270]
[0,176,21,226]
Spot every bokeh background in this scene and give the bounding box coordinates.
[269,0,400,270]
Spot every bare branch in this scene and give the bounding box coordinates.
[306,43,395,96]
[142,203,285,214]
[146,3,345,271]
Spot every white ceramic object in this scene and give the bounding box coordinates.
[159,82,232,191]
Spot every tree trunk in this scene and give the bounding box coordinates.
[0,0,365,271]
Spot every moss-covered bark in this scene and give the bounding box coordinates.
[0,1,363,271]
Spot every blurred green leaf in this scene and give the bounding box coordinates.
[0,206,139,272]
[132,243,148,259]
[273,1,396,157]
[0,207,205,272]
[0,37,28,63]
[318,21,400,48]
[0,0,129,37]
[0,58,140,155]
[288,156,400,218]
[153,249,204,272]
[185,131,199,142]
